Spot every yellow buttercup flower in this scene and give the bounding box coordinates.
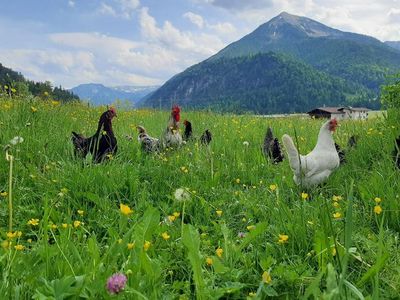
[143,240,151,251]
[77,210,84,216]
[374,205,382,215]
[332,195,342,202]
[333,212,341,219]
[269,184,277,191]
[374,197,382,204]
[1,240,9,249]
[247,225,256,231]
[216,247,223,258]
[0,191,8,197]
[235,178,240,184]
[168,215,176,222]
[301,192,309,200]
[162,232,171,240]
[27,218,39,226]
[127,242,135,250]
[14,244,24,251]
[216,210,223,217]
[120,203,133,216]
[31,106,38,113]
[278,234,289,244]
[73,220,81,228]
[262,271,272,284]
[173,212,180,218]
[206,257,213,266]
[61,223,68,229]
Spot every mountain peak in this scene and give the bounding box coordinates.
[266,12,341,38]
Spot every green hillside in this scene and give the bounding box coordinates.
[144,52,372,114]
[0,63,79,102]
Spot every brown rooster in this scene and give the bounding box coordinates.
[72,107,117,162]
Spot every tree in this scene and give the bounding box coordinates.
[381,73,400,109]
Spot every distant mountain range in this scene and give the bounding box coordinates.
[71,83,159,106]
[142,12,400,114]
[385,41,400,51]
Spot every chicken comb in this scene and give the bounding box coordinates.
[172,105,180,114]
[109,107,116,114]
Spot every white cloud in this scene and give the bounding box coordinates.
[98,3,118,17]
[139,7,225,55]
[97,0,140,19]
[183,12,205,28]
[68,1,75,8]
[208,0,400,41]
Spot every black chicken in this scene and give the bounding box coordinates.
[393,136,400,169]
[72,108,117,162]
[263,127,284,164]
[335,135,358,164]
[200,129,212,145]
[183,120,193,141]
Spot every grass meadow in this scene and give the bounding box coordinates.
[0,97,399,299]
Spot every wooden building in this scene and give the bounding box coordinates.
[307,107,370,120]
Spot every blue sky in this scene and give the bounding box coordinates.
[1,0,399,88]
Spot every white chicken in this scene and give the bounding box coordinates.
[282,119,340,187]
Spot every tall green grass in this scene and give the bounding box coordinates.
[0,97,399,298]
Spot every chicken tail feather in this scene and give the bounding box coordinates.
[282,134,300,171]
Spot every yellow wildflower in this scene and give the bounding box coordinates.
[73,220,81,228]
[31,106,38,112]
[331,247,337,256]
[173,212,180,218]
[168,215,176,222]
[269,184,277,191]
[14,244,24,251]
[216,247,223,258]
[332,195,342,201]
[278,234,289,244]
[61,223,68,229]
[206,257,213,266]
[143,240,151,251]
[333,202,340,208]
[162,232,171,240]
[248,292,256,297]
[27,218,39,226]
[0,191,8,197]
[216,210,223,217]
[1,240,9,249]
[247,225,256,231]
[333,212,341,219]
[374,197,382,204]
[301,192,309,200]
[127,242,135,250]
[120,203,133,216]
[374,205,382,215]
[27,239,32,243]
[262,271,272,284]
[77,210,84,216]
[235,178,240,184]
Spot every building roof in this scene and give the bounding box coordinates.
[308,106,370,114]
[338,107,370,112]
[307,107,344,114]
